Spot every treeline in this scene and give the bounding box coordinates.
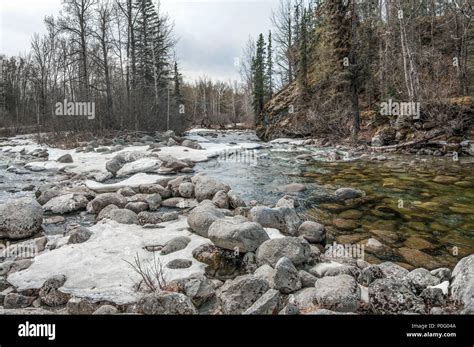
[0,0,253,134]
[251,0,474,139]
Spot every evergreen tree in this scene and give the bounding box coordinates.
[252,33,266,116]
[297,8,309,92]
[173,60,183,102]
[265,31,274,100]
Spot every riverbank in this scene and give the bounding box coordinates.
[0,129,473,315]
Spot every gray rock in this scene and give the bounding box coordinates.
[0,198,43,239]
[217,274,270,314]
[275,196,295,208]
[377,262,409,281]
[178,182,195,198]
[187,200,226,237]
[256,237,311,267]
[39,275,70,307]
[249,206,301,235]
[66,297,96,315]
[208,217,269,253]
[138,211,178,225]
[404,268,440,294]
[192,175,230,202]
[280,183,306,193]
[160,236,191,255]
[420,287,446,307]
[101,208,138,225]
[254,264,276,288]
[3,293,35,309]
[138,291,197,315]
[243,289,280,315]
[117,187,136,197]
[358,265,385,286]
[274,257,301,294]
[292,287,319,311]
[299,270,317,288]
[369,278,426,314]
[309,262,359,278]
[125,201,149,214]
[228,190,246,209]
[212,190,229,209]
[192,243,243,280]
[145,194,162,211]
[334,187,363,200]
[0,277,9,291]
[57,154,73,163]
[43,193,89,214]
[138,184,171,198]
[450,254,474,309]
[97,204,118,220]
[181,139,202,150]
[93,305,118,315]
[88,193,127,214]
[430,268,451,283]
[184,276,215,306]
[166,259,192,269]
[314,274,361,312]
[298,221,326,243]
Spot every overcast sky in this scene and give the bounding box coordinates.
[0,0,277,82]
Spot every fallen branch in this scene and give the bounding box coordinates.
[370,130,445,152]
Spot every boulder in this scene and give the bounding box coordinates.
[249,206,302,235]
[100,208,138,225]
[377,262,409,281]
[0,198,43,240]
[3,293,36,309]
[138,211,178,225]
[181,139,202,150]
[243,289,280,315]
[166,259,192,269]
[187,200,226,237]
[208,217,269,253]
[145,194,162,211]
[57,154,73,163]
[67,227,93,244]
[88,193,127,214]
[160,236,191,255]
[299,270,317,288]
[256,237,311,267]
[217,274,270,314]
[369,278,426,314]
[450,255,474,309]
[313,274,361,312]
[212,190,229,209]
[43,193,89,214]
[39,275,70,307]
[273,257,301,294]
[357,265,385,286]
[93,305,118,315]
[178,182,195,198]
[184,276,215,306]
[192,243,243,280]
[192,175,230,202]
[334,188,363,201]
[404,268,440,294]
[297,221,326,243]
[228,190,246,209]
[138,292,197,315]
[125,201,149,214]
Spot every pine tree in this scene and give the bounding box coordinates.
[297,8,309,92]
[173,60,183,103]
[265,31,274,100]
[252,33,266,116]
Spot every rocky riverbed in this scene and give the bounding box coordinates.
[0,129,473,315]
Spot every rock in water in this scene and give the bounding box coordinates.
[208,217,269,253]
[88,193,128,214]
[0,198,43,239]
[298,221,326,243]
